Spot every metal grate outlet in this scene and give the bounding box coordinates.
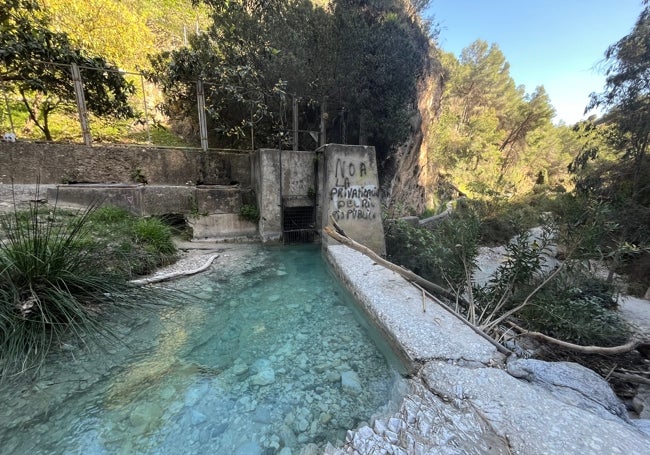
[282,205,317,244]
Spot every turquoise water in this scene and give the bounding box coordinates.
[0,244,405,454]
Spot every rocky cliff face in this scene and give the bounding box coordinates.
[383,62,443,217]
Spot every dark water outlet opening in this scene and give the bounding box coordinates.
[282,205,317,244]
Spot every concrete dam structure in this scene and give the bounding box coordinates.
[0,141,385,251]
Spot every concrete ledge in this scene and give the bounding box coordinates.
[47,184,252,218]
[196,185,246,214]
[48,184,196,216]
[324,243,650,455]
[188,214,258,242]
[324,244,503,371]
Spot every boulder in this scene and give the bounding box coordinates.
[251,368,275,386]
[507,358,629,423]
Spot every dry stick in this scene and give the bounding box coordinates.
[481,264,565,334]
[506,320,646,355]
[420,286,426,313]
[413,282,513,356]
[604,364,618,381]
[610,372,650,386]
[323,223,512,356]
[324,226,466,305]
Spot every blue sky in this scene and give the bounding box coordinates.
[426,1,644,124]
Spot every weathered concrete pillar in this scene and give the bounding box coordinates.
[253,148,318,243]
[319,144,385,255]
[252,149,282,242]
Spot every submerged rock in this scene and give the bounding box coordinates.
[129,401,164,435]
[235,441,263,455]
[341,370,362,394]
[232,362,249,376]
[251,368,275,386]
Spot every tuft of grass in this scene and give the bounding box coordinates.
[133,217,176,255]
[90,205,132,224]
[0,198,179,378]
[239,204,260,223]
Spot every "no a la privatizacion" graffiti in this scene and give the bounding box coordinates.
[330,158,379,221]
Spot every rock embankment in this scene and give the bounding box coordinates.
[323,244,650,455]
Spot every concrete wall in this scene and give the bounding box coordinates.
[320,144,386,255]
[253,149,317,243]
[48,184,254,217]
[0,142,251,186]
[2,143,387,249]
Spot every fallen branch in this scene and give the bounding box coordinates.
[129,254,220,285]
[324,224,471,308]
[506,321,646,355]
[414,282,513,356]
[324,221,512,357]
[480,263,565,333]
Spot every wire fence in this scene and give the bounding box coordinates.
[0,61,331,152]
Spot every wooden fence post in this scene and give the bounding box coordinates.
[70,63,92,146]
[196,79,209,151]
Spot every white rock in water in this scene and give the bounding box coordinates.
[341,370,362,394]
[325,371,340,382]
[296,417,309,433]
[252,358,271,373]
[235,441,263,455]
[252,368,276,386]
[232,362,249,376]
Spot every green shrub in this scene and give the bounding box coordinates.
[128,217,177,275]
[133,217,176,256]
[419,207,437,219]
[239,204,260,223]
[385,205,481,291]
[521,272,631,347]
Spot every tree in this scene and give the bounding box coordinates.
[148,0,432,156]
[588,3,650,167]
[0,0,136,140]
[497,86,555,181]
[40,0,211,71]
[331,0,430,161]
[428,41,556,199]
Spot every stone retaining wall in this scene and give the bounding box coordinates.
[0,142,251,186]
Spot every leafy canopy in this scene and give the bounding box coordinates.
[588,2,650,164]
[428,40,556,199]
[148,0,432,158]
